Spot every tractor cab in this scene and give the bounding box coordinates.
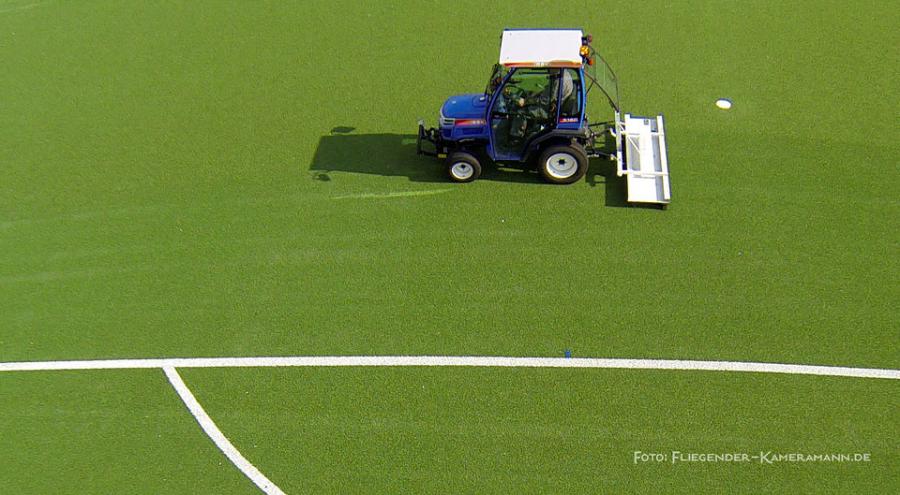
[418,29,671,206]
[488,66,584,161]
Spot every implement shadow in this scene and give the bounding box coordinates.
[308,128,545,184]
[586,158,629,207]
[585,127,629,207]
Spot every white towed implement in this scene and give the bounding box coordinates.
[613,112,671,206]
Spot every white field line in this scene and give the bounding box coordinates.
[0,2,44,15]
[332,189,452,200]
[163,367,286,495]
[1,356,898,379]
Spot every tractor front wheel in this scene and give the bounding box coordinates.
[446,151,482,183]
[538,144,588,184]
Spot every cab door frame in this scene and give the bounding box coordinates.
[486,67,559,163]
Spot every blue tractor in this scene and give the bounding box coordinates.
[418,29,671,205]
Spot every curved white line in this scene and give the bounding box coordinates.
[0,356,896,379]
[163,367,286,495]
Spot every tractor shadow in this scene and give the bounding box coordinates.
[309,131,442,183]
[310,128,547,185]
[309,129,544,185]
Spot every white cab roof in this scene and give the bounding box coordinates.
[499,29,584,68]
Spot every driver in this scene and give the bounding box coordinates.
[505,70,575,141]
[502,85,529,140]
[551,69,575,107]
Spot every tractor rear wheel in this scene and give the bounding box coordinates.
[538,144,588,184]
[446,151,482,183]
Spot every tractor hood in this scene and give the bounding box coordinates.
[441,93,488,119]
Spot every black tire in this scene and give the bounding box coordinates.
[446,151,482,183]
[537,144,589,184]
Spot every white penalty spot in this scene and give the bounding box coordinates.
[715,98,733,110]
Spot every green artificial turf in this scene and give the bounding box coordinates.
[184,367,899,494]
[0,0,897,493]
[1,0,897,366]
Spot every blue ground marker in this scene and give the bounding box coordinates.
[564,349,572,358]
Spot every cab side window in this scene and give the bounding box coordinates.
[559,69,582,119]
